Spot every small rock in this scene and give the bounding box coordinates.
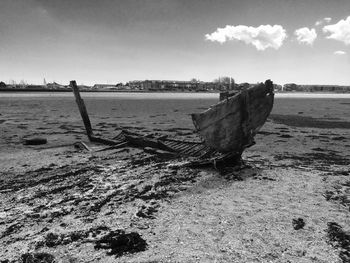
[136,204,158,219]
[292,218,305,230]
[23,137,47,145]
[21,253,55,263]
[45,232,61,247]
[138,184,152,195]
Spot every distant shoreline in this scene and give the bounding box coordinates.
[0,88,217,93]
[1,88,350,94]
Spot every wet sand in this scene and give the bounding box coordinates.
[0,93,349,262]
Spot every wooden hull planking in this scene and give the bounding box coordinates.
[191,80,274,153]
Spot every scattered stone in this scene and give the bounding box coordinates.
[94,230,147,257]
[42,226,112,248]
[23,137,47,145]
[45,232,62,247]
[261,176,276,181]
[292,218,305,230]
[136,203,159,219]
[138,184,152,196]
[21,253,55,263]
[323,186,350,210]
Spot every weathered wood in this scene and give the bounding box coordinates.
[89,135,126,146]
[95,142,128,152]
[143,147,178,159]
[73,141,91,151]
[71,80,127,146]
[70,80,94,138]
[219,90,239,101]
[124,134,175,152]
[191,80,274,153]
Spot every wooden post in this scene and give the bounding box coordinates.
[70,80,127,146]
[70,80,94,139]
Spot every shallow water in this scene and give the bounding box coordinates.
[0,92,349,148]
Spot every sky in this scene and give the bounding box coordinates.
[0,0,350,85]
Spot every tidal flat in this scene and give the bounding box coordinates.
[0,92,349,262]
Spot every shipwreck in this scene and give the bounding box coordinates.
[71,79,274,166]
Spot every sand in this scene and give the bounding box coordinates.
[0,93,349,262]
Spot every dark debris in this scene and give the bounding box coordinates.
[326,222,350,263]
[94,230,147,257]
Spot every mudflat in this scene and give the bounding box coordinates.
[0,93,349,262]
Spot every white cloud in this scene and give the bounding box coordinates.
[294,27,317,45]
[323,16,350,45]
[334,50,346,55]
[205,24,287,51]
[315,17,332,26]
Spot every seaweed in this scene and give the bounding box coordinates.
[21,253,55,263]
[326,222,350,263]
[94,230,147,257]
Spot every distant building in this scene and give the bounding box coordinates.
[273,84,282,92]
[47,82,65,89]
[92,84,117,90]
[283,83,301,91]
[300,85,350,92]
[128,80,198,91]
[78,85,92,91]
[128,80,226,91]
[282,83,350,93]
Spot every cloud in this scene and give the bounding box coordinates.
[334,50,346,55]
[205,24,287,51]
[323,16,350,45]
[294,27,317,45]
[315,17,332,26]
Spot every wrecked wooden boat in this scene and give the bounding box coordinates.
[191,80,274,154]
[70,79,274,165]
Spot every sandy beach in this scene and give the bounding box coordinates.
[0,92,349,262]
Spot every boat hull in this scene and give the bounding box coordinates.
[191,80,274,153]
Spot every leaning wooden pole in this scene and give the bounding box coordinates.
[70,80,127,146]
[70,80,94,139]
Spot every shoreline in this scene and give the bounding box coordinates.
[1,88,350,94]
[1,91,350,99]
